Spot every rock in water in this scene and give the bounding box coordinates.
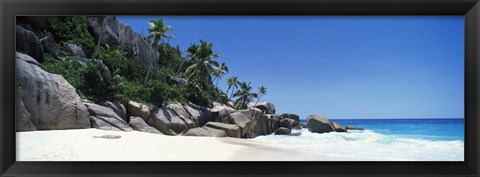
[248,102,276,114]
[16,26,44,62]
[129,116,163,134]
[87,16,159,68]
[205,122,241,138]
[148,107,189,135]
[346,126,364,131]
[307,114,334,133]
[274,127,291,135]
[280,113,300,123]
[331,121,347,132]
[16,52,90,130]
[185,127,227,137]
[280,118,299,129]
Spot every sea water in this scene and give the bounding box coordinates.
[253,118,464,161]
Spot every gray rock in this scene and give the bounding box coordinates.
[167,102,212,127]
[90,116,122,131]
[346,126,365,131]
[210,102,236,123]
[16,16,49,32]
[185,127,227,137]
[16,52,90,130]
[67,43,86,58]
[16,52,39,65]
[280,113,300,123]
[280,118,299,129]
[84,103,132,131]
[39,32,59,59]
[254,114,270,136]
[292,124,302,130]
[307,114,334,133]
[264,114,281,134]
[16,25,44,62]
[87,16,160,68]
[205,122,241,138]
[167,75,188,86]
[226,112,255,138]
[127,101,151,122]
[331,121,347,132]
[98,101,127,122]
[148,106,189,135]
[129,116,163,134]
[16,87,36,131]
[249,102,276,114]
[274,127,291,135]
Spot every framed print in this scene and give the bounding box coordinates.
[1,0,479,176]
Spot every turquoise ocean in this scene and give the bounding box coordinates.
[254,118,464,161]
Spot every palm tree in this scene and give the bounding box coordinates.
[213,62,229,88]
[255,86,267,105]
[147,18,175,48]
[225,76,238,99]
[144,18,175,85]
[183,40,220,91]
[233,82,258,109]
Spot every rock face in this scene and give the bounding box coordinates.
[280,113,300,123]
[280,118,299,129]
[127,101,151,122]
[67,43,86,58]
[16,25,44,62]
[226,112,255,138]
[39,33,59,59]
[148,107,190,135]
[249,102,276,114]
[274,127,291,135]
[16,87,36,131]
[331,122,347,132]
[307,114,334,133]
[16,52,90,130]
[167,102,212,127]
[210,102,236,123]
[205,122,241,138]
[129,116,162,134]
[87,16,159,68]
[185,127,227,137]
[98,101,127,122]
[84,103,132,131]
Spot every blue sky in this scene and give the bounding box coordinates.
[117,16,464,119]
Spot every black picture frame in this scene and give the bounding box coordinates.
[1,0,479,176]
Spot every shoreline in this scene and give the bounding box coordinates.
[17,129,372,161]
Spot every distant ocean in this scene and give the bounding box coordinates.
[254,118,464,161]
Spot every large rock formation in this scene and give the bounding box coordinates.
[331,121,347,132]
[249,102,276,114]
[167,102,212,127]
[39,32,59,59]
[205,122,241,138]
[98,101,127,122]
[226,112,256,138]
[307,114,334,133]
[279,118,299,129]
[280,113,300,123]
[185,127,227,137]
[16,52,90,130]
[129,116,162,134]
[274,127,291,135]
[87,16,159,67]
[127,101,152,122]
[148,107,190,135]
[84,103,132,131]
[210,102,236,123]
[16,26,44,62]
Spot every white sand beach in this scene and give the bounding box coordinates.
[16,129,360,161]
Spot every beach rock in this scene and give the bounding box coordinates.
[210,102,236,123]
[167,102,212,127]
[331,121,347,132]
[264,114,281,133]
[280,118,299,129]
[127,101,151,122]
[226,112,255,138]
[90,116,123,131]
[205,122,241,138]
[166,103,196,128]
[98,101,128,122]
[185,127,227,137]
[346,126,364,131]
[254,114,270,136]
[274,127,291,135]
[307,114,334,133]
[16,52,90,130]
[16,25,44,63]
[67,43,86,58]
[280,113,300,122]
[84,103,132,131]
[292,124,302,130]
[39,32,59,59]
[16,87,36,131]
[87,16,160,68]
[249,102,276,114]
[148,107,189,135]
[301,123,308,128]
[129,116,163,134]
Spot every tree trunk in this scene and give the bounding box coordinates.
[255,95,262,106]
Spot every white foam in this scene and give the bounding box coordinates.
[254,129,464,161]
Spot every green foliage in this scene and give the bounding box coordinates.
[158,43,185,73]
[47,16,95,55]
[96,46,146,80]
